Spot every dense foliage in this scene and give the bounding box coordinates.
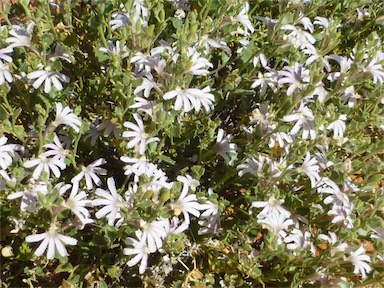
[1,0,384,287]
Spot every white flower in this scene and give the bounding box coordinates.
[51,102,82,133]
[214,128,237,162]
[345,246,372,278]
[297,152,321,188]
[314,16,330,29]
[24,154,66,179]
[5,25,33,48]
[120,156,152,176]
[371,227,384,240]
[164,217,189,235]
[0,47,13,64]
[7,181,48,212]
[278,63,310,96]
[282,102,316,140]
[257,211,294,245]
[284,228,312,250]
[362,56,384,84]
[250,196,291,218]
[281,24,315,47]
[133,77,157,98]
[124,230,150,274]
[25,224,77,259]
[185,49,213,76]
[140,219,168,252]
[99,40,129,60]
[268,132,292,151]
[198,190,221,235]
[237,156,268,177]
[93,177,125,226]
[122,113,159,155]
[0,136,22,170]
[251,70,279,97]
[341,86,361,107]
[172,184,200,224]
[110,11,130,30]
[163,87,215,113]
[27,69,69,93]
[43,135,67,162]
[318,232,348,256]
[60,183,92,226]
[249,102,275,133]
[326,55,352,81]
[0,62,13,85]
[71,158,107,190]
[177,174,200,194]
[327,114,347,139]
[231,3,254,34]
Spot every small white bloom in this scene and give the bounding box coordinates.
[284,228,312,250]
[140,219,168,252]
[163,87,215,113]
[93,177,126,226]
[172,184,200,224]
[237,156,268,177]
[177,174,200,195]
[327,115,347,139]
[122,114,159,155]
[43,135,67,162]
[251,196,291,218]
[6,25,33,48]
[7,181,48,212]
[0,136,22,170]
[27,69,69,93]
[231,3,254,34]
[345,246,372,278]
[24,154,66,179]
[110,11,130,30]
[214,128,237,163]
[371,227,384,240]
[0,62,13,85]
[99,40,129,60]
[283,102,316,140]
[185,49,213,76]
[51,102,82,133]
[318,232,348,256]
[25,224,77,259]
[0,47,13,64]
[71,158,107,190]
[278,63,310,96]
[61,183,92,226]
[257,211,294,245]
[297,152,321,188]
[165,217,189,235]
[124,230,150,274]
[198,190,221,235]
[96,120,120,138]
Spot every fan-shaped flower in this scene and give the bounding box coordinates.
[163,87,215,113]
[93,177,126,226]
[24,154,66,179]
[51,102,82,133]
[122,113,159,155]
[124,230,150,274]
[345,246,372,278]
[71,158,107,190]
[278,63,310,96]
[27,69,69,93]
[25,224,77,259]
